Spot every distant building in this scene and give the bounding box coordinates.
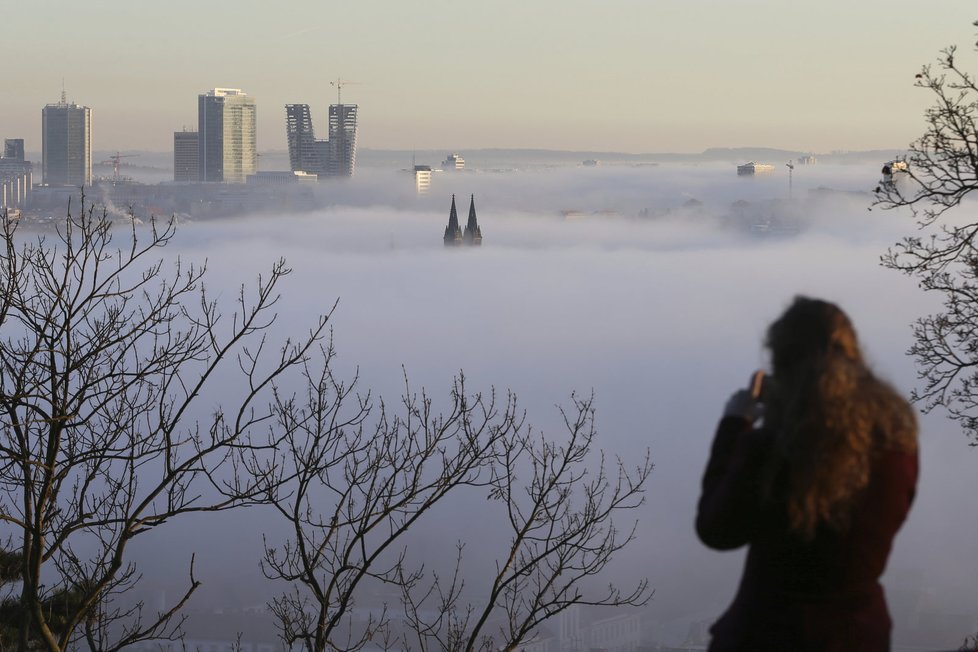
[173,130,199,182]
[797,154,817,165]
[246,171,318,184]
[443,194,482,246]
[4,139,25,161]
[42,92,92,186]
[539,605,643,652]
[198,88,256,183]
[463,194,482,245]
[559,606,584,652]
[589,612,642,652]
[880,159,909,189]
[444,194,463,246]
[442,153,464,171]
[327,103,358,177]
[414,165,432,194]
[284,102,358,178]
[285,104,326,176]
[0,157,32,210]
[736,161,775,175]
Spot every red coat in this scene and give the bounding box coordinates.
[696,416,918,652]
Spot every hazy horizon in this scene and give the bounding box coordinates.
[3,2,976,154]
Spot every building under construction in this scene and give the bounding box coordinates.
[285,101,358,179]
[285,104,324,175]
[327,104,357,177]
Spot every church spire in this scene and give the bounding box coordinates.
[443,194,463,246]
[463,194,482,246]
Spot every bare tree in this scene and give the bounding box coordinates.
[874,20,978,444]
[257,366,524,652]
[399,393,652,652]
[0,201,327,652]
[258,360,652,652]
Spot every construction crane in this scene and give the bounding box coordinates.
[99,152,138,182]
[330,78,360,105]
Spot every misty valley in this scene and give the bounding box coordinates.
[2,160,975,651]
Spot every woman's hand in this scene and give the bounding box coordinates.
[723,389,765,424]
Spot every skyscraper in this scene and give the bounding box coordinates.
[285,101,358,179]
[198,88,256,183]
[42,93,91,186]
[327,103,358,177]
[173,130,199,182]
[285,104,326,176]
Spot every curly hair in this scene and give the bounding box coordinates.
[763,297,917,539]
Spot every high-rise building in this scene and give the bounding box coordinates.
[173,130,199,182]
[414,165,432,194]
[42,93,92,186]
[198,88,256,183]
[327,104,358,177]
[285,104,326,176]
[4,139,25,161]
[285,101,358,179]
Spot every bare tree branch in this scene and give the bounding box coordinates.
[261,369,653,652]
[0,198,329,651]
[874,21,978,445]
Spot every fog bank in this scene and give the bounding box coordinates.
[114,163,978,647]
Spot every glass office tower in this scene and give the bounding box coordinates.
[42,95,91,186]
[198,88,256,183]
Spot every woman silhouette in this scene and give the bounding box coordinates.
[696,297,918,651]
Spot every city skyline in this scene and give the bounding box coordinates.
[2,2,975,155]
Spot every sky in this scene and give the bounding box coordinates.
[87,163,977,648]
[3,1,977,153]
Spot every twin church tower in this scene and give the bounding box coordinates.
[444,194,482,247]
